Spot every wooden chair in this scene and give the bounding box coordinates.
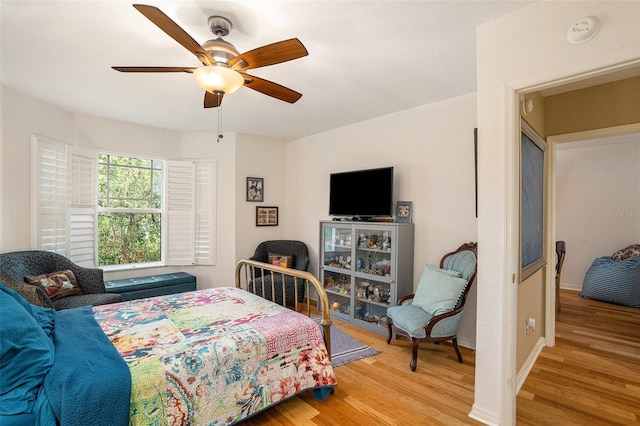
[386,242,477,371]
[555,241,566,312]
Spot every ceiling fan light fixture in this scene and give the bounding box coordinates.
[202,37,240,64]
[193,65,244,94]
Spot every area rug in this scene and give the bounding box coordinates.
[313,317,380,367]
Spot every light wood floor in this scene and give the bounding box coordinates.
[243,290,640,425]
[517,289,640,425]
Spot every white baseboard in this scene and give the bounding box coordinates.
[468,404,500,426]
[516,336,545,394]
[559,282,581,291]
[458,336,476,351]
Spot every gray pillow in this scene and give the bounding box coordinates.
[412,265,468,316]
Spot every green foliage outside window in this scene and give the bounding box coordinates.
[98,154,163,266]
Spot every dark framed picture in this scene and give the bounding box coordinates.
[520,120,547,280]
[256,206,278,226]
[246,177,263,202]
[474,127,478,218]
[395,201,413,223]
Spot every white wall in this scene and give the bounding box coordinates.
[0,86,243,289]
[475,1,640,424]
[556,139,640,290]
[2,86,77,250]
[235,133,287,262]
[286,92,479,347]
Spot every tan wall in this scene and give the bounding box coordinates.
[544,76,640,136]
[517,91,547,373]
[516,268,545,369]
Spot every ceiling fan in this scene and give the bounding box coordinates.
[112,4,308,108]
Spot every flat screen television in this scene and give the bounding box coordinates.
[329,167,394,219]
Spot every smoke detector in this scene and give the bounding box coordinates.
[567,16,600,45]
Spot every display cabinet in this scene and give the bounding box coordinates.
[319,221,414,335]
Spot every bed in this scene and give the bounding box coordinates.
[1,259,336,426]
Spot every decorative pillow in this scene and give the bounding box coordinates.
[24,269,83,300]
[612,244,640,261]
[412,265,468,316]
[425,264,462,278]
[268,253,294,268]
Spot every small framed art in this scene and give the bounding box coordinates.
[395,201,413,223]
[246,177,264,202]
[256,206,278,226]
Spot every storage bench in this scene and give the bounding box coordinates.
[104,272,196,301]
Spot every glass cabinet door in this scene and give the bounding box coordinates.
[354,227,393,278]
[353,277,392,330]
[321,225,354,321]
[353,227,394,330]
[323,270,352,319]
[322,225,353,270]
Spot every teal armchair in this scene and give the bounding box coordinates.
[386,242,477,371]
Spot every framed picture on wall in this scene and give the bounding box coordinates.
[256,206,278,226]
[474,127,478,218]
[246,177,264,202]
[520,120,547,281]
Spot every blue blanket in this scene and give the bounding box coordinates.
[44,306,131,426]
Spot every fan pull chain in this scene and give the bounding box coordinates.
[217,92,224,143]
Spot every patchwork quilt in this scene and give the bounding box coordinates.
[93,287,336,425]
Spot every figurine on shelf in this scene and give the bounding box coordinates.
[338,275,350,294]
[383,236,391,250]
[324,276,335,288]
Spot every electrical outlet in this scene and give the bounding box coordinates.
[524,318,536,336]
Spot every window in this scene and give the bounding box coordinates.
[32,135,216,268]
[98,154,163,267]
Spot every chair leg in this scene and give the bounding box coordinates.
[386,320,393,344]
[452,338,463,363]
[410,338,419,371]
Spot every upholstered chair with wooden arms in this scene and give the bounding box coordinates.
[386,242,477,371]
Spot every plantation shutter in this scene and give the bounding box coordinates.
[31,135,67,254]
[165,161,196,265]
[67,147,98,267]
[195,160,216,265]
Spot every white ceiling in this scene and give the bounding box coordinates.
[1,0,535,141]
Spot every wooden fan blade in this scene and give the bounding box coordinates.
[133,4,214,66]
[240,73,302,103]
[204,91,224,108]
[230,38,308,71]
[112,66,196,73]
